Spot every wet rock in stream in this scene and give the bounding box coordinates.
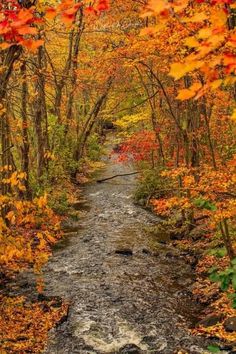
[43,151,220,354]
[119,344,142,353]
[115,249,133,256]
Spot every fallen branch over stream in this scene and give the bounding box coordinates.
[97,171,139,183]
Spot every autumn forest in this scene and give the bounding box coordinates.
[0,0,236,353]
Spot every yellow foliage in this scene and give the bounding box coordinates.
[115,112,149,131]
[169,61,204,80]
[232,109,236,122]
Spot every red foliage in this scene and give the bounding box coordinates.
[97,0,110,12]
[117,130,158,163]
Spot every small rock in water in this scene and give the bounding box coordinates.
[141,335,156,344]
[142,248,151,255]
[165,251,177,258]
[115,249,133,256]
[224,317,236,332]
[82,236,92,243]
[119,344,142,353]
[220,344,234,351]
[153,251,160,257]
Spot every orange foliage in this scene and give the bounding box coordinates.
[0,295,68,353]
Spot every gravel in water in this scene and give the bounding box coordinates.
[44,152,215,354]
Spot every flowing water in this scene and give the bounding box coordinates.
[44,149,213,354]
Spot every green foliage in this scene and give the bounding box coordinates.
[209,258,236,308]
[87,133,103,161]
[29,114,81,197]
[207,345,220,353]
[228,292,236,309]
[48,191,69,215]
[208,247,227,258]
[47,114,79,175]
[134,168,171,206]
[193,198,217,211]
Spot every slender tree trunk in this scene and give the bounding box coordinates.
[0,46,22,199]
[33,45,47,180]
[135,65,165,166]
[20,61,31,199]
[64,9,84,137]
[76,78,113,159]
[46,8,84,123]
[219,220,235,260]
[53,30,74,122]
[201,100,217,169]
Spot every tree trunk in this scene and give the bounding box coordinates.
[33,45,48,180]
[0,45,22,199]
[20,61,31,199]
[64,9,84,137]
[76,78,113,159]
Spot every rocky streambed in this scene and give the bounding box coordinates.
[43,151,217,354]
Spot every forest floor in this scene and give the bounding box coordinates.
[40,141,223,354]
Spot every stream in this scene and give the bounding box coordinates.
[44,148,212,354]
